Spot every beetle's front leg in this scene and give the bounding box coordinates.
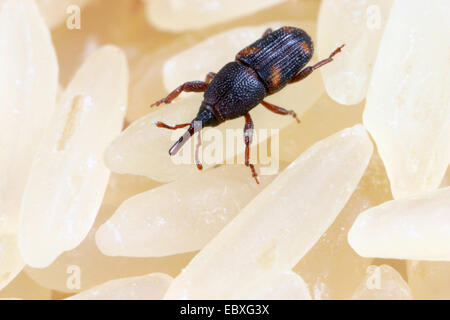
[290,44,345,84]
[151,81,209,107]
[151,71,216,107]
[244,113,259,184]
[261,101,300,123]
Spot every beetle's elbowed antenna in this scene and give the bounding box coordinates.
[156,121,203,170]
[156,103,218,170]
[156,122,194,156]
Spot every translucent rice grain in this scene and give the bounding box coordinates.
[67,273,172,300]
[145,0,286,32]
[24,204,194,293]
[0,0,58,288]
[96,166,274,257]
[101,173,162,210]
[363,0,450,199]
[441,167,450,187]
[407,261,450,299]
[294,152,391,299]
[106,23,323,182]
[0,235,23,290]
[127,37,197,124]
[49,0,184,116]
[232,271,311,300]
[164,125,373,299]
[279,94,364,163]
[317,0,393,105]
[348,187,450,261]
[351,265,412,300]
[35,0,92,29]
[18,46,128,268]
[0,272,51,300]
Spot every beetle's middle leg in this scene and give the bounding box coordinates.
[244,113,259,184]
[261,100,300,123]
[289,44,345,84]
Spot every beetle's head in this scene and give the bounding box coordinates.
[168,104,220,156]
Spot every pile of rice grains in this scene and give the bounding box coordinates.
[0,0,448,300]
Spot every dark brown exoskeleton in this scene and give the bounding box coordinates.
[152,26,344,183]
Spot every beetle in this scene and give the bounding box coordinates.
[152,26,344,183]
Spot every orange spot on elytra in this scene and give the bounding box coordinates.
[270,66,282,88]
[300,42,311,55]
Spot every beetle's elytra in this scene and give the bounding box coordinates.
[152,26,344,183]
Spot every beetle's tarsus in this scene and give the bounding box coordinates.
[151,80,209,108]
[290,44,345,84]
[329,44,345,59]
[292,112,301,124]
[249,164,260,184]
[151,99,166,107]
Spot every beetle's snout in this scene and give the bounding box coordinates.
[169,124,195,156]
[168,105,219,156]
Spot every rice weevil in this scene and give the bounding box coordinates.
[152,26,344,183]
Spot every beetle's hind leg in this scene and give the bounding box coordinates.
[244,113,259,184]
[261,100,300,124]
[289,44,345,84]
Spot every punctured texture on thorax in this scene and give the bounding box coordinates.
[203,62,267,121]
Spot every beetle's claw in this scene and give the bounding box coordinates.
[290,111,301,124]
[155,121,167,128]
[249,164,260,184]
[330,44,345,58]
[151,99,165,107]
